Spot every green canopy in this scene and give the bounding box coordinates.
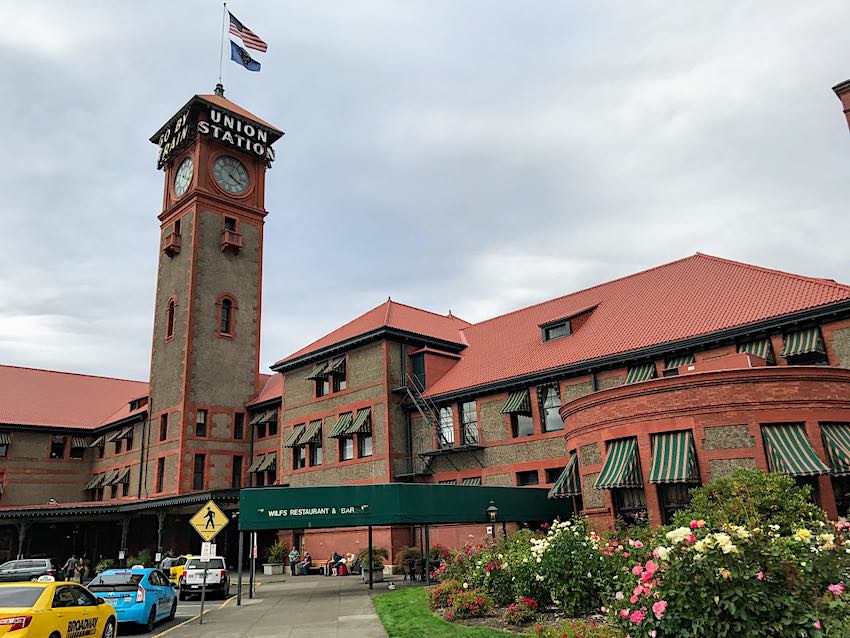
[625,363,656,385]
[548,453,581,498]
[329,412,353,438]
[648,431,699,484]
[297,420,323,445]
[664,354,695,371]
[737,338,775,364]
[761,424,828,477]
[821,424,850,476]
[782,328,826,359]
[595,438,643,489]
[284,424,305,448]
[501,390,531,414]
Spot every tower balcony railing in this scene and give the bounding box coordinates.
[163,232,181,257]
[221,229,243,252]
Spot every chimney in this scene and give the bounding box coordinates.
[833,79,850,131]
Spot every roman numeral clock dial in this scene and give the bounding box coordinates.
[213,156,249,194]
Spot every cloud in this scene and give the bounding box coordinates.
[0,0,849,380]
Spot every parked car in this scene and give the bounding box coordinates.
[178,556,230,600]
[167,554,192,585]
[0,580,117,637]
[87,566,177,632]
[0,559,57,582]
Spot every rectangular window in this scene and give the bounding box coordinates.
[332,371,347,393]
[411,354,426,390]
[264,469,275,486]
[196,409,207,437]
[0,443,7,457]
[125,429,133,451]
[512,413,534,438]
[315,377,329,398]
[159,414,168,441]
[98,444,105,459]
[122,479,129,497]
[267,418,278,437]
[545,466,565,484]
[310,443,323,466]
[70,444,85,459]
[255,471,265,487]
[293,446,306,470]
[613,488,648,527]
[231,456,243,489]
[340,436,354,461]
[50,436,66,459]
[174,218,181,235]
[257,422,267,438]
[224,216,236,232]
[114,438,122,455]
[234,413,244,440]
[358,433,373,458]
[156,457,165,493]
[539,384,563,432]
[542,321,571,341]
[658,483,694,525]
[438,407,454,448]
[460,401,478,445]
[192,454,205,490]
[111,484,118,499]
[516,470,540,486]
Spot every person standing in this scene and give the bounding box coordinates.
[61,555,77,582]
[288,546,300,576]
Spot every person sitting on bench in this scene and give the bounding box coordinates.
[298,551,312,575]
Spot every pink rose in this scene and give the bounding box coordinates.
[641,571,653,584]
[615,591,624,600]
[622,552,630,558]
[619,609,630,619]
[631,564,644,576]
[645,560,659,575]
[629,595,639,604]
[814,620,822,629]
[756,571,765,581]
[633,585,643,596]
[628,609,646,624]
[690,519,705,529]
[828,583,845,597]
[652,600,668,620]
[649,631,657,638]
[633,540,644,549]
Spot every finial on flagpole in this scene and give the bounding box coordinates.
[214,83,225,97]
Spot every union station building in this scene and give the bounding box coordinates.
[3,83,850,564]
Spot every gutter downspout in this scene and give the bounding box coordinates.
[248,420,255,487]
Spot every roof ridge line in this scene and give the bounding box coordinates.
[383,298,471,326]
[0,364,148,385]
[694,252,850,291]
[462,253,702,332]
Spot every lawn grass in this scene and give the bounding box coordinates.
[373,587,516,638]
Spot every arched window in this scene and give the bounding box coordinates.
[166,299,176,339]
[220,298,233,334]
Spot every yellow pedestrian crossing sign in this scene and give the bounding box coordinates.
[190,500,229,542]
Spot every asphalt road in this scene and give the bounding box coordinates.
[120,598,231,636]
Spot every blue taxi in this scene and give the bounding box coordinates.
[87,566,177,631]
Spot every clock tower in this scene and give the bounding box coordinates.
[145,86,283,495]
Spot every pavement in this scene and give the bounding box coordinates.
[154,574,398,637]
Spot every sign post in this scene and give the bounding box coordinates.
[189,501,229,625]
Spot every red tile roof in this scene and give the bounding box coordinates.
[249,373,283,406]
[0,366,148,430]
[424,253,850,396]
[274,299,470,366]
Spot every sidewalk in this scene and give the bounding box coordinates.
[159,574,391,638]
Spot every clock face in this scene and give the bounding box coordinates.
[213,156,249,194]
[174,157,193,197]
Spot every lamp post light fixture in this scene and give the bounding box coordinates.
[486,501,498,538]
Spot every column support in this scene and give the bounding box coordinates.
[16,521,31,559]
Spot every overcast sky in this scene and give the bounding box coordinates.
[2,1,850,381]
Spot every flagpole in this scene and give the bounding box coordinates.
[218,2,227,85]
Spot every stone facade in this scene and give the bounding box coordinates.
[579,443,601,466]
[484,473,512,486]
[479,399,508,441]
[709,457,757,478]
[831,327,850,368]
[702,424,756,451]
[581,472,606,509]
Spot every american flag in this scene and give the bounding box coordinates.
[228,12,268,53]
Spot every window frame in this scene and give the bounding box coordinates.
[511,412,534,438]
[231,455,243,489]
[541,320,572,342]
[234,412,244,440]
[315,376,330,398]
[339,436,354,461]
[460,401,479,445]
[49,436,66,459]
[309,442,323,466]
[358,432,373,458]
[156,457,165,493]
[293,445,307,470]
[159,414,168,442]
[216,294,238,338]
[165,297,176,341]
[195,409,208,437]
[516,469,540,486]
[438,406,455,448]
[538,383,564,433]
[192,454,206,490]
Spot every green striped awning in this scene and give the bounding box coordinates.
[595,438,643,489]
[438,479,457,485]
[625,363,657,385]
[71,436,88,449]
[462,477,483,486]
[114,467,131,485]
[648,431,699,484]
[761,424,829,477]
[664,354,695,371]
[306,361,329,380]
[548,453,581,498]
[247,455,265,473]
[347,408,372,434]
[327,356,346,374]
[257,452,277,472]
[782,328,826,359]
[737,338,775,364]
[329,413,353,438]
[85,474,101,489]
[821,424,850,476]
[0,432,10,445]
[284,424,306,448]
[501,390,531,414]
[298,420,323,445]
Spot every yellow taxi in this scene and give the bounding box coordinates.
[167,555,192,586]
[0,580,116,637]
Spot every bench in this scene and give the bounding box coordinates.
[305,559,328,575]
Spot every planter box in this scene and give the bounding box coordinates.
[383,565,397,576]
[361,568,384,583]
[263,563,284,576]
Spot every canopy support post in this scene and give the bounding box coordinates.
[367,525,373,590]
[237,530,244,606]
[156,510,166,556]
[424,524,431,586]
[15,521,30,559]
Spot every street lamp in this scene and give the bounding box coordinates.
[486,501,498,538]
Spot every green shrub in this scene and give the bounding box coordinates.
[503,596,538,624]
[447,589,491,620]
[126,549,152,567]
[673,469,827,533]
[429,580,463,609]
[95,559,114,574]
[357,546,389,570]
[393,545,421,568]
[531,619,623,638]
[266,542,287,564]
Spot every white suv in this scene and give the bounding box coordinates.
[178,556,231,600]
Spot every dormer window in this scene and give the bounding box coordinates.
[542,320,571,342]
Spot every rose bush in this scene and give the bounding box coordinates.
[448,589,492,619]
[503,596,538,624]
[429,579,462,610]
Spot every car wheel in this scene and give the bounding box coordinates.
[145,606,157,632]
[169,597,178,620]
[101,619,116,638]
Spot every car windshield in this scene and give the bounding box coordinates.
[186,558,224,570]
[87,572,144,591]
[0,562,15,570]
[0,587,46,607]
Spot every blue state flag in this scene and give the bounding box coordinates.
[230,40,261,72]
